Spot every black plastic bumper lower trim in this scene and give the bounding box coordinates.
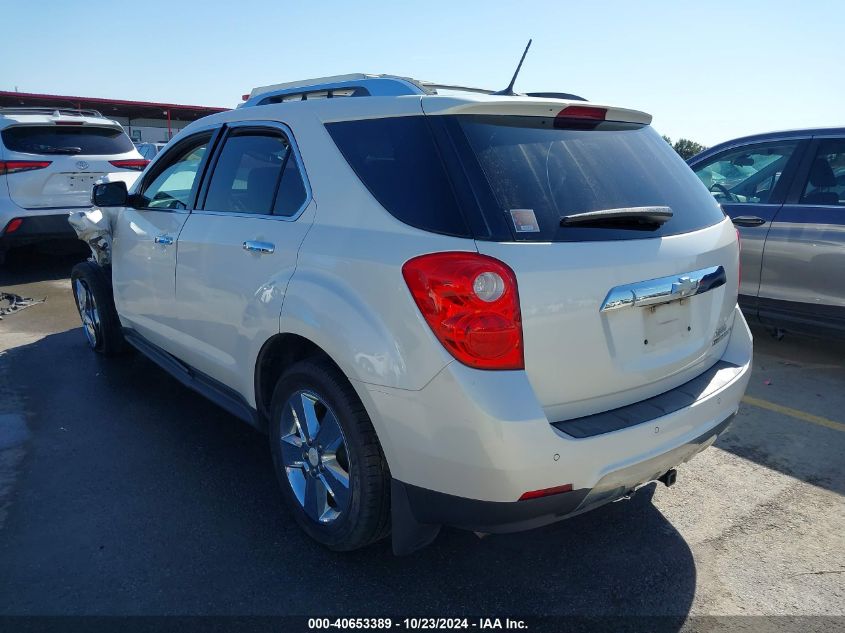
[552,361,743,438]
[1,214,77,247]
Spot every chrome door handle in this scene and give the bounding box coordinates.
[732,216,766,227]
[243,240,275,254]
[154,234,174,245]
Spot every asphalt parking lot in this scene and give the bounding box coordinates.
[0,247,843,624]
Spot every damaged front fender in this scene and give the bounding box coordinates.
[68,207,114,267]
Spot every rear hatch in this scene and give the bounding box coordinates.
[422,99,739,421]
[1,121,142,209]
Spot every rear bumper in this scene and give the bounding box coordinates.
[0,211,77,248]
[359,305,752,535]
[394,412,734,535]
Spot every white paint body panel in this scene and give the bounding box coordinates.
[111,208,189,349]
[173,203,316,400]
[477,219,740,422]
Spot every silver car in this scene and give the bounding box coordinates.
[689,128,845,339]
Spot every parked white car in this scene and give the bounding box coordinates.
[0,107,146,264]
[73,74,752,554]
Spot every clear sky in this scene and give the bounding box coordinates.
[2,0,841,147]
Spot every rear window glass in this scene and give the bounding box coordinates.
[325,117,470,237]
[457,115,726,241]
[1,125,134,156]
[326,115,724,242]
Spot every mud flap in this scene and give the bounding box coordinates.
[68,207,113,266]
[391,479,441,555]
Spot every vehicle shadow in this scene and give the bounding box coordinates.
[0,328,696,627]
[0,241,88,286]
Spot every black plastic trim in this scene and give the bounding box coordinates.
[553,361,743,438]
[394,479,589,537]
[0,214,76,245]
[122,329,263,431]
[757,297,845,339]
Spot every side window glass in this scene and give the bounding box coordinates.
[140,135,211,209]
[800,140,845,206]
[203,131,304,215]
[274,151,308,216]
[693,141,798,204]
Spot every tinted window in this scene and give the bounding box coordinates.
[1,125,135,156]
[141,134,210,210]
[326,117,470,237]
[800,139,845,206]
[203,131,305,215]
[458,116,726,241]
[274,151,308,216]
[693,141,798,204]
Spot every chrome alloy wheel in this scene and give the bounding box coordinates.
[279,390,351,523]
[73,278,100,348]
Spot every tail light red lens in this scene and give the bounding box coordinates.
[109,159,150,171]
[519,483,573,501]
[402,252,524,370]
[0,160,52,175]
[3,218,23,234]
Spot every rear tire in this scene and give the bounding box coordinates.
[269,357,391,551]
[70,261,125,356]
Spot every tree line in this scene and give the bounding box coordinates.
[662,135,707,160]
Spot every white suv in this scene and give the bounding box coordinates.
[73,74,752,554]
[0,107,146,264]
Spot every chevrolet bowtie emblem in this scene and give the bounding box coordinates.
[671,276,699,297]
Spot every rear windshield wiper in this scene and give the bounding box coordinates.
[560,206,673,228]
[37,146,83,155]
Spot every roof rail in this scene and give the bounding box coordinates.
[0,106,105,118]
[242,74,431,107]
[241,74,589,108]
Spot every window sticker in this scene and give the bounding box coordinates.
[509,208,540,233]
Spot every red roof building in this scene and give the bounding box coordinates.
[0,90,229,142]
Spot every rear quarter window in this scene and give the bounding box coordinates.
[1,125,135,156]
[325,116,471,237]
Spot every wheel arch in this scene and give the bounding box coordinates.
[254,331,400,473]
[254,333,342,423]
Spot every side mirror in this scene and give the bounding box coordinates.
[92,181,128,207]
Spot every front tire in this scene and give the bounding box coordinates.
[70,261,125,355]
[269,357,390,551]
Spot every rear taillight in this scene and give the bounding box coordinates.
[3,218,23,234]
[0,160,52,175]
[736,228,742,290]
[109,159,150,171]
[402,252,524,370]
